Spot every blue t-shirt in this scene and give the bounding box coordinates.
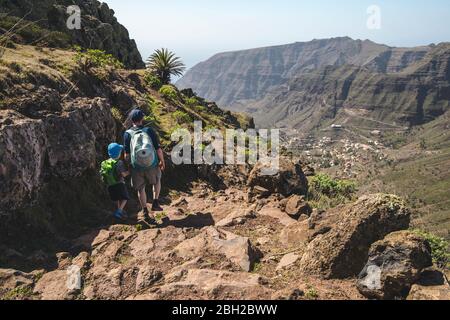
[123,126,161,154]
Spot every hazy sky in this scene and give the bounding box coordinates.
[104,0,450,69]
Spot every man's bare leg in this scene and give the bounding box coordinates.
[153,180,161,200]
[138,187,147,211]
[151,179,163,211]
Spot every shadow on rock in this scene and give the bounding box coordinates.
[160,213,215,229]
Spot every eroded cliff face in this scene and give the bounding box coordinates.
[177,37,450,130]
[177,37,430,107]
[0,98,116,213]
[251,43,450,129]
[0,0,144,69]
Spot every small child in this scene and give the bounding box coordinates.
[100,143,130,220]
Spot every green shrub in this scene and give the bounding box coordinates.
[144,114,158,125]
[309,174,356,198]
[110,107,123,123]
[305,288,319,300]
[194,105,208,113]
[0,16,71,48]
[419,138,427,150]
[1,285,33,300]
[159,85,179,101]
[169,124,184,135]
[185,96,199,108]
[144,72,162,90]
[73,47,124,72]
[307,174,357,209]
[144,96,162,124]
[412,230,449,269]
[45,31,71,48]
[172,110,193,124]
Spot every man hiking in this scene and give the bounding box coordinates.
[124,109,165,221]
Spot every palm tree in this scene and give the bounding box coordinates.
[146,48,185,85]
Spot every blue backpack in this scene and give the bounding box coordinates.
[127,128,158,170]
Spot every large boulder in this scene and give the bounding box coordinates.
[0,98,116,214]
[357,231,433,300]
[247,158,308,198]
[0,269,35,299]
[299,194,411,279]
[259,205,298,226]
[34,270,79,300]
[407,268,450,300]
[131,269,272,300]
[279,208,343,246]
[279,220,311,245]
[216,209,257,227]
[283,195,312,219]
[174,227,261,272]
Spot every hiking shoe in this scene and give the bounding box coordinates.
[114,209,126,220]
[142,208,156,225]
[151,199,163,212]
[146,216,158,225]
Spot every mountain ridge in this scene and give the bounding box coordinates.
[0,0,145,69]
[177,37,449,131]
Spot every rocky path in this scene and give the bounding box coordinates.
[0,184,359,300]
[1,160,449,300]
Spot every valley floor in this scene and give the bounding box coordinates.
[284,110,450,240]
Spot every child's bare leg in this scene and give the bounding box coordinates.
[119,200,127,211]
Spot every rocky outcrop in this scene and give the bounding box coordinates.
[282,195,312,220]
[0,0,144,68]
[215,208,256,227]
[33,269,78,300]
[276,253,300,271]
[357,231,433,300]
[259,205,297,227]
[0,185,424,301]
[136,269,272,300]
[174,227,261,272]
[298,194,411,279]
[0,269,35,299]
[247,158,308,199]
[0,98,116,214]
[407,268,450,300]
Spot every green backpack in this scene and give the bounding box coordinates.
[100,159,119,187]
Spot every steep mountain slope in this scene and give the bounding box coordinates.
[177,37,431,110]
[358,109,450,239]
[252,43,450,130]
[0,0,144,68]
